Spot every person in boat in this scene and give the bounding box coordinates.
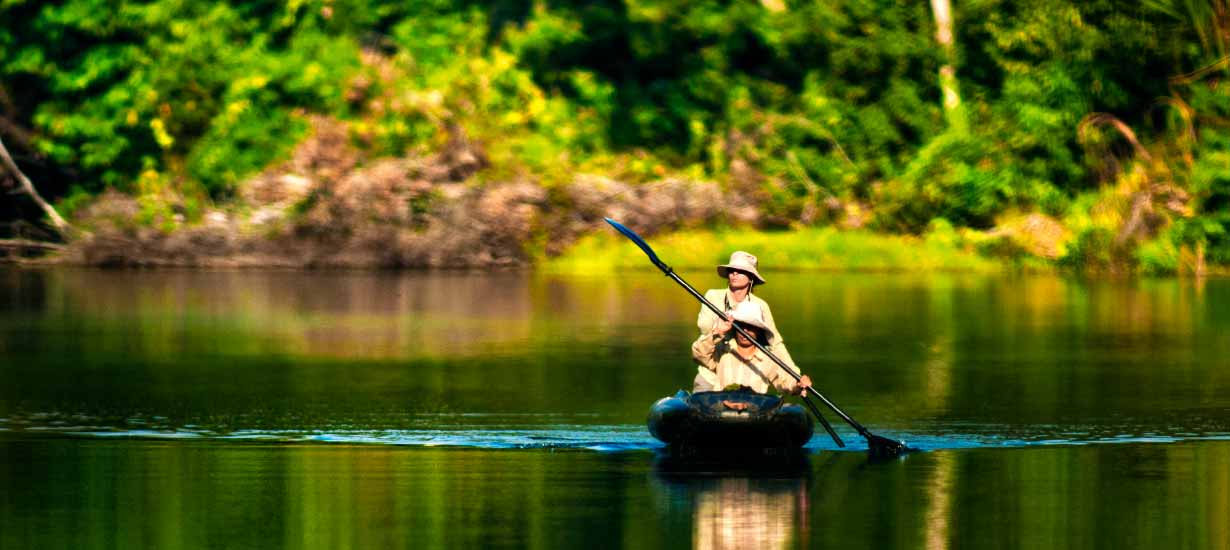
[692,299,813,403]
[693,251,798,392]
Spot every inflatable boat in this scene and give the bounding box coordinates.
[648,390,814,452]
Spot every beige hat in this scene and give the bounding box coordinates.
[729,300,774,341]
[717,251,766,285]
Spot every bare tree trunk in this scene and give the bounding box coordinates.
[930,0,966,129]
[1197,241,1206,277]
[0,135,73,236]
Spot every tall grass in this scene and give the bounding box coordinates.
[546,226,1004,273]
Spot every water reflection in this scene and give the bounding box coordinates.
[652,455,811,550]
[4,430,1230,548]
[2,270,1229,446]
[6,269,1228,366]
[5,269,711,360]
[691,477,806,550]
[3,269,1230,549]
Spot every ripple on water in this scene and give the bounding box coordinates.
[4,414,1230,452]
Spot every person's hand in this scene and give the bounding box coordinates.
[712,314,733,336]
[795,374,813,395]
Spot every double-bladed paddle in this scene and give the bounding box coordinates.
[604,217,912,458]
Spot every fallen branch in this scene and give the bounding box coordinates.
[0,134,73,236]
[1079,113,1151,161]
[1169,54,1230,85]
[0,238,65,252]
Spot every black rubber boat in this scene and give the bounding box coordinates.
[648,390,814,453]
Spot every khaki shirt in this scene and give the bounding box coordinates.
[692,330,802,394]
[695,288,796,369]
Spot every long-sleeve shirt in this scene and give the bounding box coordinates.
[692,330,803,395]
[695,288,796,367]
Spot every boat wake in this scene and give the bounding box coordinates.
[3,423,663,451]
[3,415,1230,452]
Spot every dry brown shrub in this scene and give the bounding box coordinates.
[61,108,764,269]
[243,116,360,208]
[987,213,1071,260]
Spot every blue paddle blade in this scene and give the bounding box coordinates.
[604,217,664,268]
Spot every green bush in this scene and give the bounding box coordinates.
[187,106,307,196]
[1183,132,1230,265]
[3,0,359,195]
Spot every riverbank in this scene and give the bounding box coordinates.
[2,116,1212,274]
[6,197,1213,275]
[8,194,1219,275]
[546,225,1006,273]
[13,223,1010,273]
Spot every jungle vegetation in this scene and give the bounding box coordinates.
[0,0,1227,272]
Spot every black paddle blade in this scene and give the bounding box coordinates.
[604,217,664,268]
[865,433,913,459]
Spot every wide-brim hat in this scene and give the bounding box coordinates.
[729,300,774,341]
[717,250,766,285]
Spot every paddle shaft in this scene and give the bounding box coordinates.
[798,388,845,447]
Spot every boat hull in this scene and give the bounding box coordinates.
[648,390,814,451]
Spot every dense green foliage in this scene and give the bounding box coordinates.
[1,0,1228,270]
[2,0,360,195]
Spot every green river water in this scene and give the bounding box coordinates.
[1,269,1228,549]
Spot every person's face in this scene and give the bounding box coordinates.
[727,269,751,289]
[734,324,759,346]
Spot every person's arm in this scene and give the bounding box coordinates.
[692,315,731,371]
[757,298,800,374]
[767,339,805,394]
[691,333,719,372]
[768,361,812,395]
[756,300,810,393]
[696,289,725,334]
